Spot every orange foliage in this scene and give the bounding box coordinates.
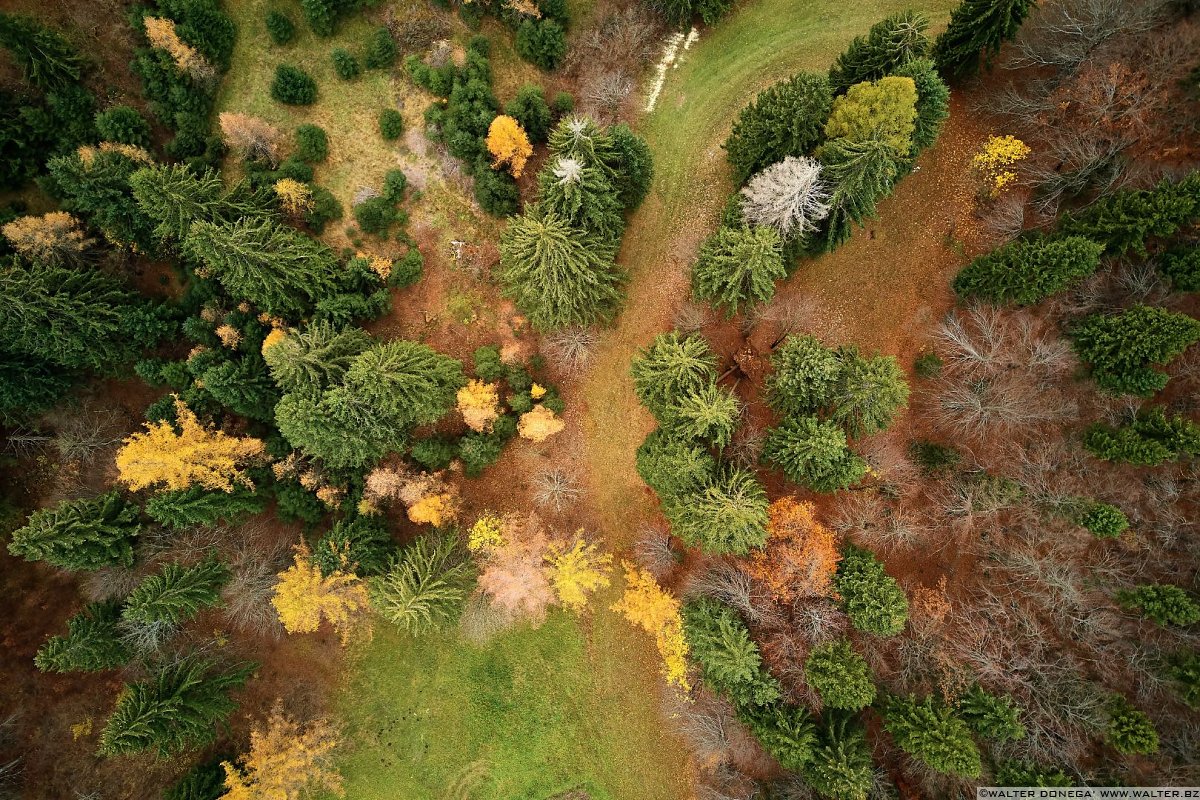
[1,212,90,264]
[222,704,343,800]
[518,405,564,443]
[742,497,841,602]
[143,16,214,80]
[218,112,283,165]
[486,115,533,178]
[476,514,555,623]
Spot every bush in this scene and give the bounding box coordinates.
[354,196,401,236]
[506,84,552,143]
[305,185,342,233]
[1105,695,1159,755]
[552,90,574,117]
[364,26,397,70]
[265,10,295,45]
[1073,500,1128,539]
[834,544,908,636]
[914,350,943,378]
[458,431,505,477]
[295,124,329,163]
[953,236,1105,305]
[1117,584,1200,627]
[332,48,360,80]
[804,639,876,710]
[379,108,404,140]
[271,64,318,105]
[382,168,408,202]
[909,440,960,476]
[411,436,457,471]
[473,345,505,380]
[516,19,567,71]
[95,106,151,147]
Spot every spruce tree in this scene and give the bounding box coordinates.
[1105,695,1159,756]
[1159,247,1200,292]
[497,209,625,330]
[1070,305,1200,396]
[130,164,266,243]
[606,123,655,211]
[955,684,1025,742]
[536,157,625,245]
[635,428,719,502]
[830,348,909,436]
[8,491,141,571]
[505,84,552,143]
[0,351,76,424]
[691,225,787,316]
[819,137,900,249]
[0,13,83,90]
[738,701,818,771]
[883,694,982,778]
[662,382,741,449]
[35,601,132,673]
[667,467,769,555]
[763,415,868,492]
[45,147,158,252]
[681,597,783,708]
[196,357,280,423]
[1057,174,1200,257]
[802,718,874,800]
[804,639,876,710]
[834,544,909,636]
[953,236,1105,305]
[98,656,256,757]
[339,340,465,428]
[828,11,930,94]
[1117,584,1200,627]
[122,555,230,626]
[724,72,834,183]
[312,517,395,577]
[184,217,339,319]
[768,334,843,416]
[1083,408,1200,466]
[892,57,950,155]
[262,321,373,396]
[630,332,719,421]
[144,486,266,529]
[932,0,1036,81]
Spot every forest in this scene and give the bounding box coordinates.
[0,0,1197,798]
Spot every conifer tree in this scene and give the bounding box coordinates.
[882,694,982,777]
[1105,695,1159,756]
[953,236,1105,305]
[768,334,843,416]
[738,702,818,771]
[681,597,783,708]
[130,164,267,243]
[486,114,533,178]
[891,57,950,155]
[184,218,339,319]
[144,486,267,529]
[830,349,909,436]
[1083,408,1200,466]
[805,639,876,710]
[606,123,655,211]
[631,332,719,421]
[1117,584,1200,627]
[8,491,141,571]
[122,555,230,626]
[497,208,625,330]
[824,76,918,156]
[834,544,909,636]
[0,13,84,90]
[505,84,552,143]
[932,0,1036,81]
[828,11,930,94]
[1070,305,1200,396]
[45,146,159,252]
[662,382,741,448]
[221,706,342,800]
[724,72,834,183]
[667,468,769,555]
[955,684,1026,742]
[1057,174,1200,257]
[763,415,868,492]
[35,602,132,673]
[691,225,787,316]
[802,719,874,800]
[819,137,900,249]
[635,429,719,502]
[98,656,256,757]
[536,157,625,245]
[338,340,465,428]
[262,321,372,396]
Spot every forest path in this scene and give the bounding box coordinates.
[577,0,963,550]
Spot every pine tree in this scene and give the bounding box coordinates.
[691,225,787,316]
[724,72,834,183]
[130,164,267,243]
[498,208,624,330]
[819,137,900,249]
[828,11,930,94]
[763,415,868,492]
[667,468,770,555]
[1057,173,1200,257]
[1070,305,1200,396]
[1083,408,1200,466]
[122,555,230,626]
[98,656,256,757]
[631,332,718,421]
[768,334,843,416]
[830,348,909,436]
[805,639,876,710]
[144,486,267,529]
[35,601,132,673]
[802,719,874,800]
[834,544,909,636]
[883,694,982,778]
[262,321,372,396]
[681,597,783,708]
[8,491,141,571]
[184,218,339,319]
[932,0,1036,81]
[955,684,1025,742]
[953,236,1106,305]
[1117,584,1200,627]
[662,382,741,448]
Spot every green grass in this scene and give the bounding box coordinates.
[331,607,689,800]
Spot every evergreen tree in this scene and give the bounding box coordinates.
[955,684,1025,742]
[830,348,909,436]
[122,555,230,626]
[45,147,158,252]
[34,601,132,673]
[631,332,718,421]
[184,218,339,319]
[691,225,787,316]
[953,235,1105,305]
[1117,584,1200,627]
[0,13,83,90]
[262,321,373,396]
[739,701,818,771]
[144,486,266,529]
[1057,174,1200,257]
[834,544,908,636]
[824,76,918,156]
[1083,408,1200,466]
[505,84,552,143]
[130,164,265,243]
[667,468,769,555]
[98,656,256,757]
[994,761,1075,788]
[606,123,655,210]
[725,72,834,183]
[682,597,783,708]
[802,718,875,800]
[892,57,950,155]
[635,428,719,502]
[536,157,625,245]
[932,0,1037,80]
[819,137,900,249]
[1105,695,1159,756]
[497,209,625,330]
[1072,500,1129,539]
[763,415,868,492]
[196,356,280,423]
[164,757,229,800]
[1165,652,1200,709]
[8,491,141,571]
[1159,247,1200,292]
[768,334,842,416]
[0,351,76,424]
[1070,305,1200,396]
[662,382,741,448]
[882,694,982,778]
[804,639,876,710]
[312,517,395,577]
[828,11,930,94]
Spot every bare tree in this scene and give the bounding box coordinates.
[218,112,283,166]
[542,327,601,374]
[532,469,582,512]
[739,156,831,240]
[684,562,771,625]
[633,526,679,578]
[1008,0,1169,73]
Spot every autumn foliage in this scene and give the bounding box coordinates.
[1,211,90,264]
[476,514,555,622]
[743,497,842,602]
[457,379,501,433]
[223,705,343,800]
[486,115,533,178]
[611,562,690,690]
[219,112,284,166]
[143,16,214,81]
[271,543,371,644]
[116,397,266,493]
[518,404,565,442]
[544,536,612,612]
[972,134,1030,196]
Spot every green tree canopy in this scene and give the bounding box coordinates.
[122,555,230,626]
[1083,408,1200,466]
[824,76,918,156]
[763,415,868,492]
[819,137,900,249]
[631,332,719,421]
[828,10,930,94]
[953,236,1105,305]
[8,491,141,571]
[805,639,876,710]
[883,694,982,778]
[834,544,909,636]
[35,601,132,673]
[662,381,741,449]
[667,468,769,555]
[724,72,834,184]
[1057,173,1200,258]
[691,225,787,316]
[1070,305,1200,396]
[932,0,1035,80]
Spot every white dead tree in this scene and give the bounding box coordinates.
[739,156,831,240]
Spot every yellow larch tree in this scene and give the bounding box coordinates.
[457,380,501,433]
[116,397,266,493]
[742,497,842,602]
[407,492,459,527]
[544,536,613,613]
[468,512,505,552]
[611,562,690,690]
[271,542,371,645]
[274,178,314,216]
[1,211,90,264]
[222,704,343,800]
[486,115,533,178]
[518,405,565,443]
[142,16,214,81]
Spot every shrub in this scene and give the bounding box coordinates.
[1105,695,1159,755]
[1165,652,1200,709]
[763,415,868,492]
[300,0,338,36]
[332,48,360,80]
[1159,247,1200,292]
[379,108,404,140]
[1070,305,1200,396]
[305,185,342,233]
[95,106,151,148]
[805,639,876,710]
[994,761,1074,788]
[1072,501,1128,539]
[552,90,574,117]
[382,168,407,202]
[909,440,960,475]
[354,196,400,236]
[473,159,520,217]
[271,65,318,105]
[506,84,552,143]
[265,10,296,45]
[1117,584,1200,627]
[882,694,981,778]
[725,72,834,184]
[364,26,397,70]
[953,236,1105,305]
[515,19,567,71]
[691,225,787,316]
[834,544,908,636]
[295,124,329,163]
[913,350,943,378]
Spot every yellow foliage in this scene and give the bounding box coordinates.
[2,212,89,263]
[503,0,542,16]
[143,16,214,80]
[824,76,918,155]
[222,705,343,800]
[544,536,613,612]
[486,115,533,178]
[215,323,242,349]
[518,405,565,443]
[70,717,93,741]
[468,512,505,551]
[261,327,288,355]
[611,563,690,690]
[530,383,547,400]
[457,380,501,433]
[408,492,459,527]
[274,178,314,216]
[972,134,1031,196]
[116,397,266,493]
[355,250,393,281]
[99,142,155,164]
[271,543,371,645]
[316,485,344,508]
